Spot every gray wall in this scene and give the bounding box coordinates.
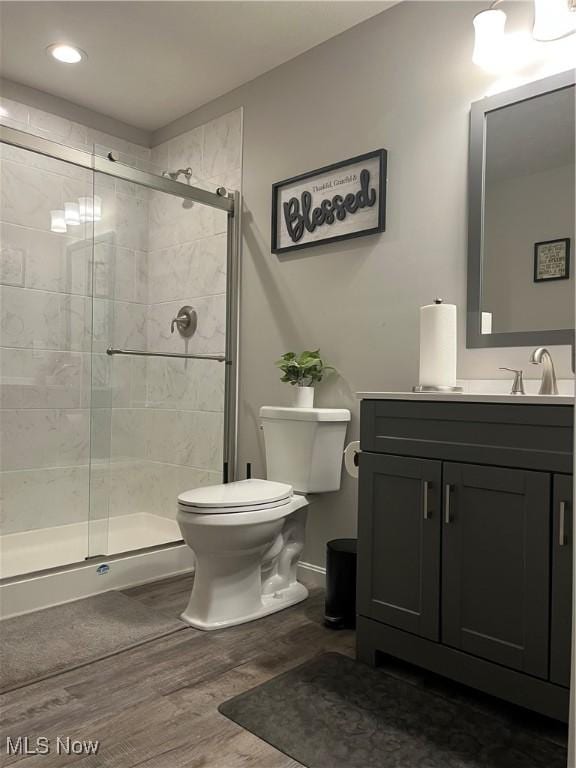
[153,1,574,568]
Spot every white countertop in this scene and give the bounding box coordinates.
[357,392,574,405]
[357,379,574,406]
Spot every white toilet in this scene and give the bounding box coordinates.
[177,406,351,630]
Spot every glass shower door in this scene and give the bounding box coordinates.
[0,140,95,577]
[87,166,228,557]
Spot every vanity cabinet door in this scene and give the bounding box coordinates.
[550,474,573,687]
[357,453,442,640]
[442,463,550,679]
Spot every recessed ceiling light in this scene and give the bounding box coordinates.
[47,44,86,64]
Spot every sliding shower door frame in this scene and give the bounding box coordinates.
[0,125,233,211]
[0,123,241,483]
[224,190,241,483]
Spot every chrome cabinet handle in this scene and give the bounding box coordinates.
[559,501,568,547]
[423,480,430,520]
[444,484,453,524]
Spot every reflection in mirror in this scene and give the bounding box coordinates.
[481,84,575,336]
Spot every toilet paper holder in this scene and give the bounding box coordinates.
[344,441,361,479]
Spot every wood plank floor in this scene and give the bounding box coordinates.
[1,573,567,767]
[0,575,354,767]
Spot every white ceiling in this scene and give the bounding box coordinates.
[0,1,394,132]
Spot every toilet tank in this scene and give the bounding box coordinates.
[259,406,351,493]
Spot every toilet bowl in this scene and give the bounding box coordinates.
[177,406,350,630]
[178,479,309,629]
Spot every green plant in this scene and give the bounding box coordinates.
[275,350,333,387]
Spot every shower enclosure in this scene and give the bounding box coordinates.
[0,124,239,587]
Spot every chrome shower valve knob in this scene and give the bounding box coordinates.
[170,306,198,338]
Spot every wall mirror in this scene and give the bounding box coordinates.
[467,70,575,349]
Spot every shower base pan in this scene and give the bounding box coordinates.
[0,514,194,620]
[0,513,181,580]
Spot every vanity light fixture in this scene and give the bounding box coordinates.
[473,0,576,70]
[472,7,507,69]
[533,0,576,41]
[52,199,101,231]
[64,202,81,226]
[78,195,102,222]
[50,210,67,233]
[47,43,86,64]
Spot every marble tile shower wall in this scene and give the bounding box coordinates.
[144,107,242,519]
[0,96,152,537]
[0,100,242,539]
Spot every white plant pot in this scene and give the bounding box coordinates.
[294,386,314,408]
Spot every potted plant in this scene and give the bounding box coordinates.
[275,349,333,408]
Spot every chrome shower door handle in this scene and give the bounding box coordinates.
[444,484,453,524]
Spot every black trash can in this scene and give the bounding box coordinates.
[324,538,357,629]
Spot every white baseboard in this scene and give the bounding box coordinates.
[298,561,326,589]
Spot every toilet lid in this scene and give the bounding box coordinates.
[178,479,293,511]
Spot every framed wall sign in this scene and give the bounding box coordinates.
[271,149,387,255]
[533,238,571,282]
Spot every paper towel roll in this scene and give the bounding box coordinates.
[419,300,457,388]
[344,441,360,479]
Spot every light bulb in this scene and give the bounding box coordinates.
[78,195,102,222]
[64,202,81,226]
[50,210,67,233]
[47,44,86,64]
[533,0,576,41]
[473,9,507,70]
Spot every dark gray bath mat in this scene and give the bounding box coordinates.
[218,652,566,768]
[0,591,186,693]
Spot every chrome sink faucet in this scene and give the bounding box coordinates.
[529,347,559,395]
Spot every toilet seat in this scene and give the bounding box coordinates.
[178,478,293,515]
[177,479,307,526]
[178,494,307,527]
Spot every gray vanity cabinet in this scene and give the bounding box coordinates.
[441,463,550,679]
[357,453,441,641]
[357,399,573,721]
[550,474,573,687]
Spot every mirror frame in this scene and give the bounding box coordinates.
[467,69,575,349]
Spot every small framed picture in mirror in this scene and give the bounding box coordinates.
[533,238,570,282]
